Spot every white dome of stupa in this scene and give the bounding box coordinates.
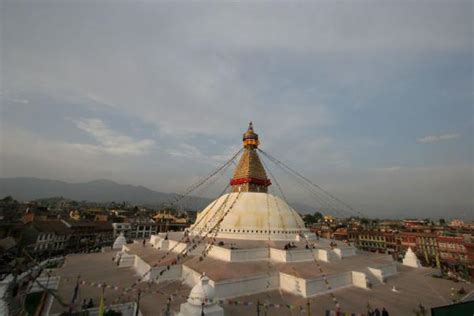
[191,192,307,240]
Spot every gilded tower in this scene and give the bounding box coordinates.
[230,122,271,193]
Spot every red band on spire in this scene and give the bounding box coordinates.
[230,177,271,186]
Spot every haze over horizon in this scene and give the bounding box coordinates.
[1,1,473,219]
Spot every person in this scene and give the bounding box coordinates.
[305,244,309,249]
[142,238,146,247]
[374,307,381,316]
[382,307,389,316]
[87,298,94,308]
[81,299,87,310]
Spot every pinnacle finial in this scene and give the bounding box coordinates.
[242,121,259,148]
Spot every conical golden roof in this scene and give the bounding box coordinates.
[230,123,271,193]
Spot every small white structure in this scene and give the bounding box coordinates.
[402,247,421,268]
[177,274,223,316]
[113,232,127,250]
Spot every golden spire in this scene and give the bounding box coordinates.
[231,122,271,193]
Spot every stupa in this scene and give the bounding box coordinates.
[190,122,309,241]
[112,232,127,250]
[44,122,471,316]
[177,274,224,316]
[402,247,422,268]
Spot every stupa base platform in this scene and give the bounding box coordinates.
[48,249,474,316]
[118,235,397,299]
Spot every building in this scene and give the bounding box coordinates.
[112,222,132,238]
[61,220,113,252]
[22,220,71,256]
[449,219,465,228]
[399,231,417,251]
[414,232,440,267]
[153,213,190,232]
[356,231,387,253]
[127,219,157,239]
[438,235,472,279]
[403,219,425,229]
[332,228,348,241]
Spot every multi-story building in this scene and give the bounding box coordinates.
[403,219,425,229]
[23,220,71,256]
[399,231,417,251]
[127,219,157,239]
[356,231,386,253]
[61,220,113,252]
[153,213,190,232]
[414,232,440,267]
[112,222,132,238]
[438,235,472,280]
[332,228,348,241]
[383,232,400,259]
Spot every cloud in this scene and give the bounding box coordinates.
[2,1,471,138]
[0,1,472,218]
[0,91,29,104]
[373,166,402,173]
[74,118,155,155]
[167,142,241,164]
[417,133,461,144]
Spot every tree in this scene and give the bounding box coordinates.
[303,212,324,226]
[313,212,323,221]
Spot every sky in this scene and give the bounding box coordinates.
[1,0,473,219]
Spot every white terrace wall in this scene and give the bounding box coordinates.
[214,274,279,299]
[150,265,182,283]
[118,253,136,268]
[339,247,357,257]
[279,273,307,297]
[182,265,204,287]
[270,248,287,262]
[208,246,269,262]
[305,272,353,297]
[134,255,151,281]
[230,248,268,262]
[208,247,232,261]
[270,248,318,263]
[351,271,369,289]
[368,263,397,283]
[150,235,161,247]
[317,249,330,262]
[280,272,353,298]
[286,249,318,262]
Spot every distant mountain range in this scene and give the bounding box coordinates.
[0,177,316,213]
[0,177,211,210]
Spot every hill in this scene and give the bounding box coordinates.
[0,177,210,210]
